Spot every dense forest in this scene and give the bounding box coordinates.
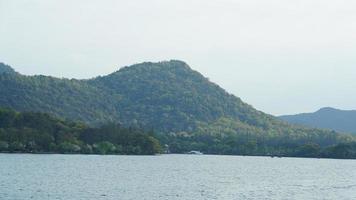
[1,61,356,159]
[159,129,356,159]
[0,108,161,155]
[0,108,355,158]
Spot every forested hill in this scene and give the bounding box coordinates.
[280,107,356,135]
[0,60,268,131]
[89,61,267,132]
[0,63,16,74]
[0,60,355,154]
[0,63,120,125]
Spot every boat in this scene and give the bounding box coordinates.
[187,151,204,155]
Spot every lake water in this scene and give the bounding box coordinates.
[0,154,355,200]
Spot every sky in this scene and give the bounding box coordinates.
[1,0,356,116]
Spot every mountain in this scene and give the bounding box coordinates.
[280,107,356,135]
[89,61,265,132]
[0,60,265,130]
[0,63,16,74]
[0,60,354,156]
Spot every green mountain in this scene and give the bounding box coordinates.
[280,107,356,135]
[0,63,16,74]
[0,60,264,130]
[0,60,354,155]
[89,61,268,132]
[0,63,120,125]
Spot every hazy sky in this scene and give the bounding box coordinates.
[1,0,356,115]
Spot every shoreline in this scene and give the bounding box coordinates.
[0,152,355,160]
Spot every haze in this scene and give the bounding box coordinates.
[1,0,356,115]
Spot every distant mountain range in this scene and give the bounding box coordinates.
[0,61,354,155]
[280,107,356,135]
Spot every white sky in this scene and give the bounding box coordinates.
[1,0,356,115]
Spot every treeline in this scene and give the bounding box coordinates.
[159,133,356,159]
[0,108,161,155]
[157,118,356,159]
[0,107,355,159]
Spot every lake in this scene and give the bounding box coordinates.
[0,154,355,200]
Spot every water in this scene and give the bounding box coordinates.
[0,154,355,200]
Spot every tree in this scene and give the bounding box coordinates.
[58,142,81,154]
[93,141,116,155]
[0,141,9,151]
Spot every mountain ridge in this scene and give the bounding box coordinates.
[280,107,356,135]
[0,60,354,154]
[0,63,16,75]
[1,60,256,129]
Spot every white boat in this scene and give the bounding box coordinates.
[187,151,204,155]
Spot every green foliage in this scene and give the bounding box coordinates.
[80,124,162,155]
[0,108,161,155]
[9,141,25,152]
[93,142,116,155]
[156,116,355,158]
[0,60,355,158]
[294,143,321,158]
[0,141,9,151]
[0,73,119,125]
[0,60,282,132]
[90,60,262,132]
[322,142,356,159]
[58,142,81,154]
